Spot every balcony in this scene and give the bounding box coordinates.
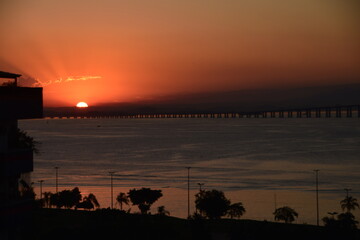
[0,87,43,119]
[0,149,33,176]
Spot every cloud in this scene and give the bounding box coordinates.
[19,75,102,87]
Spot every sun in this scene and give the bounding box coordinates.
[76,102,89,108]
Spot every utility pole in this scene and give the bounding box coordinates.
[186,167,191,218]
[314,169,320,226]
[54,167,59,193]
[274,191,277,212]
[109,171,115,209]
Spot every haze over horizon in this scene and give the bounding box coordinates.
[1,0,359,107]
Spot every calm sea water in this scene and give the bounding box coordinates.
[19,118,360,224]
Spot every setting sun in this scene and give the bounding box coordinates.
[76,102,88,108]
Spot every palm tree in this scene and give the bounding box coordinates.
[340,196,359,213]
[116,192,129,211]
[273,206,298,223]
[227,202,246,219]
[85,193,100,209]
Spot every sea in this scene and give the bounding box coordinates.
[19,118,360,225]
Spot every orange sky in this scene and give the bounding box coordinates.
[1,0,359,107]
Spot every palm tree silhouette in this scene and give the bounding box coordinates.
[116,192,129,211]
[273,206,298,223]
[227,202,246,219]
[340,196,359,213]
[86,193,100,209]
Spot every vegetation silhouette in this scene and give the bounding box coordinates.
[323,194,359,230]
[227,202,246,219]
[341,196,360,213]
[194,189,245,220]
[14,128,40,154]
[47,187,82,209]
[157,205,170,216]
[42,191,52,208]
[273,206,299,223]
[19,179,36,200]
[76,193,100,210]
[127,188,163,214]
[116,192,129,211]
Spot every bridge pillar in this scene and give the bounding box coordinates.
[326,108,331,118]
[279,111,284,118]
[297,111,302,118]
[270,112,275,118]
[346,107,352,118]
[287,111,293,118]
[336,107,342,118]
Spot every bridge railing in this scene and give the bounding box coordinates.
[44,105,360,119]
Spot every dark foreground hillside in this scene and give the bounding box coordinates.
[30,209,359,240]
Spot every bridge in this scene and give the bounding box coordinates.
[45,105,360,119]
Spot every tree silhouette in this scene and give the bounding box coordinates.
[19,179,35,200]
[341,196,359,213]
[273,206,298,223]
[50,192,61,208]
[43,192,52,208]
[15,128,40,154]
[87,193,100,209]
[337,212,359,230]
[116,192,129,211]
[195,189,230,220]
[227,202,246,219]
[157,206,170,216]
[323,212,358,230]
[76,193,100,210]
[127,188,163,214]
[50,187,82,209]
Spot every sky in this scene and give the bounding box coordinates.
[0,0,359,107]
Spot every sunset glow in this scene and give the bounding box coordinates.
[0,0,359,107]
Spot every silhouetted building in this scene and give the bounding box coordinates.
[0,71,43,239]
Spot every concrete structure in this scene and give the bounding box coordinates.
[0,71,43,239]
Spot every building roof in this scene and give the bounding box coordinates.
[0,71,21,79]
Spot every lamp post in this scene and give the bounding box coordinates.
[314,169,320,226]
[38,180,44,200]
[344,188,351,198]
[109,171,115,209]
[54,167,59,193]
[186,167,191,218]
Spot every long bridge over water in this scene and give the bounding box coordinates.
[45,105,360,119]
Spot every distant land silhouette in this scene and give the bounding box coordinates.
[44,83,360,116]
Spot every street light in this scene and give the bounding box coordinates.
[54,167,59,193]
[314,169,320,226]
[344,188,352,198]
[109,171,115,209]
[186,167,191,218]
